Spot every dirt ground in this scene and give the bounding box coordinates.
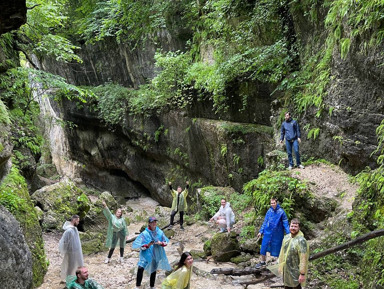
[37,164,358,289]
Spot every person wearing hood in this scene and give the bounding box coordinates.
[209,198,235,233]
[132,216,172,289]
[169,181,189,230]
[59,215,84,281]
[280,112,304,170]
[255,198,290,269]
[270,218,309,289]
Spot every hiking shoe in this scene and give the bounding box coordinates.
[288,166,293,170]
[298,164,305,169]
[255,261,266,269]
[180,226,184,230]
[119,257,124,263]
[104,258,110,264]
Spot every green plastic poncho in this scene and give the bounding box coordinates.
[66,275,104,289]
[103,207,127,249]
[162,265,192,289]
[268,231,309,287]
[171,187,188,212]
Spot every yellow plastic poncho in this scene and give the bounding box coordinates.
[103,207,127,249]
[162,265,192,289]
[171,188,188,212]
[268,231,309,287]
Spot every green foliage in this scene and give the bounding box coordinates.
[308,127,320,140]
[0,166,47,286]
[0,99,11,125]
[243,170,311,219]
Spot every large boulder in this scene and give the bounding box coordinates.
[0,206,33,289]
[211,232,240,262]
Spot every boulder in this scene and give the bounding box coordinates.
[211,232,240,262]
[0,206,33,289]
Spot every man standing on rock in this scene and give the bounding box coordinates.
[256,198,290,268]
[59,215,84,281]
[169,181,189,230]
[132,216,171,289]
[272,218,309,289]
[280,112,304,170]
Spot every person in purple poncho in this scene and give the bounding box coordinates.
[255,197,290,269]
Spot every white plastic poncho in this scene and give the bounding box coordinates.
[268,231,309,287]
[212,202,235,227]
[162,265,192,289]
[59,221,84,280]
[132,226,172,273]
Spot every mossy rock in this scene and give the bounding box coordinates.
[80,231,106,255]
[164,228,175,239]
[230,253,253,264]
[203,239,212,256]
[190,249,206,260]
[211,231,240,262]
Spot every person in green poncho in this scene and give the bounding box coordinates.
[66,266,104,289]
[275,218,309,289]
[162,252,194,289]
[102,200,128,263]
[169,181,189,230]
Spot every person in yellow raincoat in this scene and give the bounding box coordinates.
[169,181,189,230]
[162,252,193,289]
[269,218,309,289]
[102,200,128,263]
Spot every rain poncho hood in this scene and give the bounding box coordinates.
[59,221,84,280]
[171,187,188,212]
[268,231,309,287]
[213,202,235,226]
[132,226,171,273]
[66,275,104,289]
[259,204,290,257]
[103,207,127,248]
[162,265,192,289]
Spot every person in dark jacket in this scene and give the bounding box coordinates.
[255,198,290,269]
[280,112,304,170]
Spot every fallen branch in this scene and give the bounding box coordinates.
[211,267,266,276]
[309,229,384,261]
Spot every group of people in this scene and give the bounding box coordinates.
[58,111,308,289]
[256,198,309,289]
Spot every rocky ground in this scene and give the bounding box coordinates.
[37,163,358,289]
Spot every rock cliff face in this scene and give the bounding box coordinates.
[59,98,274,205]
[0,0,26,35]
[0,206,33,289]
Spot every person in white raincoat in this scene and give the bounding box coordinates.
[269,218,309,289]
[209,198,235,233]
[59,215,84,280]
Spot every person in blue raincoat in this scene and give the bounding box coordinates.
[132,216,172,289]
[255,197,290,268]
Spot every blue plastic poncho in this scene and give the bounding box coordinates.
[66,275,104,289]
[259,204,290,257]
[132,226,172,273]
[103,207,127,248]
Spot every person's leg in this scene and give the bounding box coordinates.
[118,232,125,257]
[107,248,115,258]
[170,210,177,226]
[217,218,227,232]
[179,211,184,228]
[293,139,301,166]
[136,266,145,286]
[285,140,294,167]
[120,248,124,257]
[149,271,157,287]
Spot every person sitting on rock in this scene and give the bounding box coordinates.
[66,266,104,289]
[209,198,235,233]
[169,181,189,230]
[162,252,194,289]
[102,200,128,264]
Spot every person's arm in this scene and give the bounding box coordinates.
[225,208,231,232]
[169,182,176,198]
[298,238,309,283]
[102,201,112,221]
[280,122,285,142]
[296,120,302,143]
[282,210,290,234]
[258,210,269,237]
